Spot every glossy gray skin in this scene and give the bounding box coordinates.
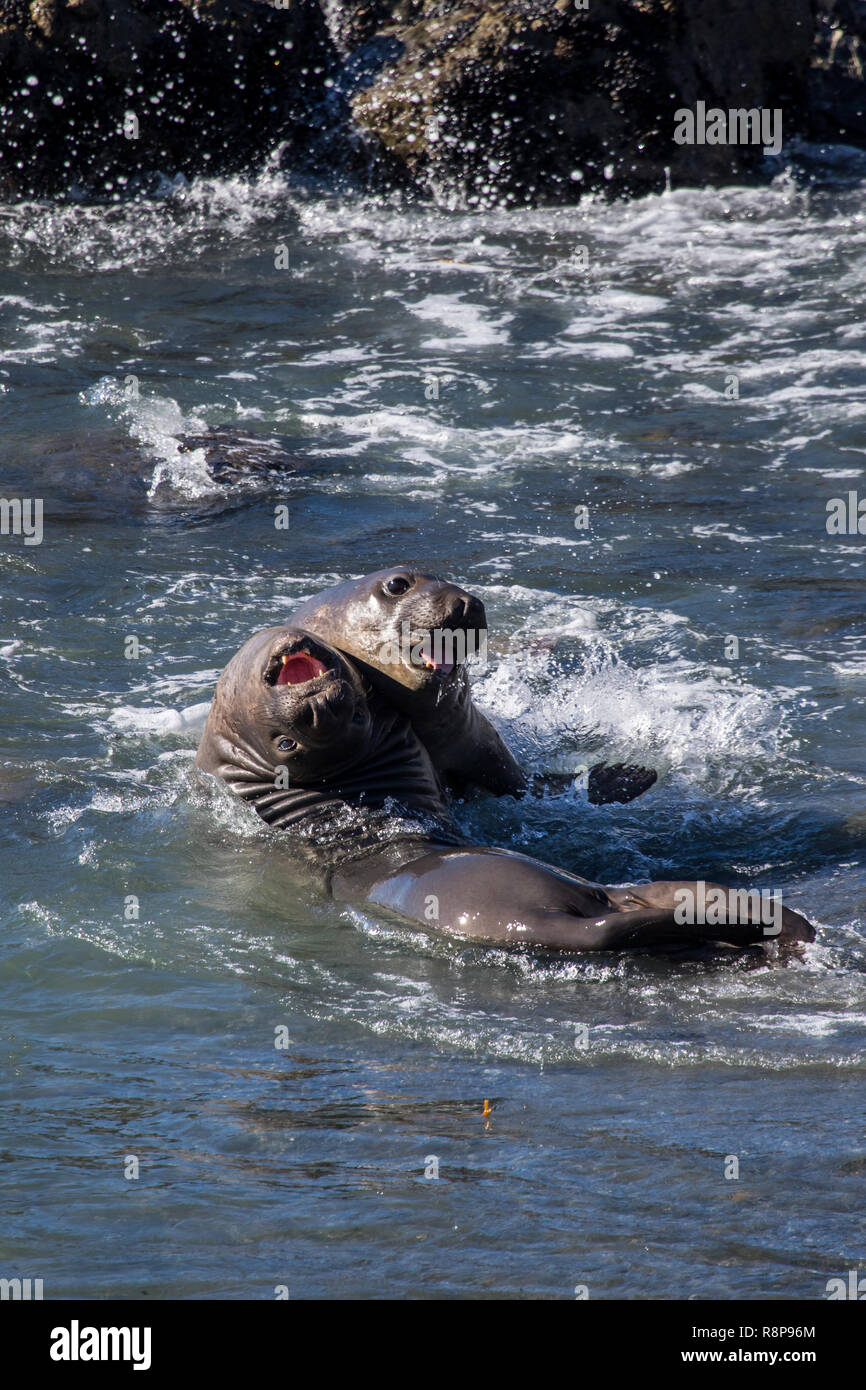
[195,626,815,957]
[287,567,659,806]
[286,567,526,796]
[194,625,451,832]
[345,854,815,955]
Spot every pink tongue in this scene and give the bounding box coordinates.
[277,653,327,685]
[420,648,455,676]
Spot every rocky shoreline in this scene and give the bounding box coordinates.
[0,0,863,202]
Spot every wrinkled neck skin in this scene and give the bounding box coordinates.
[197,686,462,879]
[352,657,524,795]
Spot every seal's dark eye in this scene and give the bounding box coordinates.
[277,737,297,752]
[386,575,411,596]
[352,711,365,725]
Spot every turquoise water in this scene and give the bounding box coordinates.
[2,146,865,1298]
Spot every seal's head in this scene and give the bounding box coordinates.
[195,626,373,789]
[289,567,487,695]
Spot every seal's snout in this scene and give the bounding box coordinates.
[415,587,487,678]
[434,586,486,640]
[452,591,486,631]
[298,680,353,731]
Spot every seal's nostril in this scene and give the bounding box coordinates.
[449,593,484,628]
[465,595,485,627]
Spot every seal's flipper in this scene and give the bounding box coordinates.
[524,764,658,804]
[587,762,658,805]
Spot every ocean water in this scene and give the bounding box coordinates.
[1,143,865,1299]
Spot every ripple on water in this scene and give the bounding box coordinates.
[1,146,865,1298]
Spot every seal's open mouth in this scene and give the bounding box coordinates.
[418,647,455,678]
[264,634,337,689]
[410,604,486,680]
[276,651,328,686]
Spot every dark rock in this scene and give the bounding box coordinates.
[176,429,319,481]
[0,0,339,196]
[348,0,814,204]
[809,0,866,146]
[0,1,852,205]
[320,0,419,55]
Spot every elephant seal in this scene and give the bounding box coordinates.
[194,625,814,956]
[287,567,523,796]
[195,624,449,833]
[286,567,656,805]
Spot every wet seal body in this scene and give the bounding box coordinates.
[287,567,656,804]
[195,624,448,832]
[195,625,814,957]
[287,567,523,796]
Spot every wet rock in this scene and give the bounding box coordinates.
[176,429,318,481]
[347,0,814,205]
[1,1,855,205]
[0,0,339,196]
[320,0,411,55]
[809,0,866,147]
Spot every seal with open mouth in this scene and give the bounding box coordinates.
[195,625,448,828]
[194,625,814,957]
[286,567,657,805]
[286,567,524,796]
